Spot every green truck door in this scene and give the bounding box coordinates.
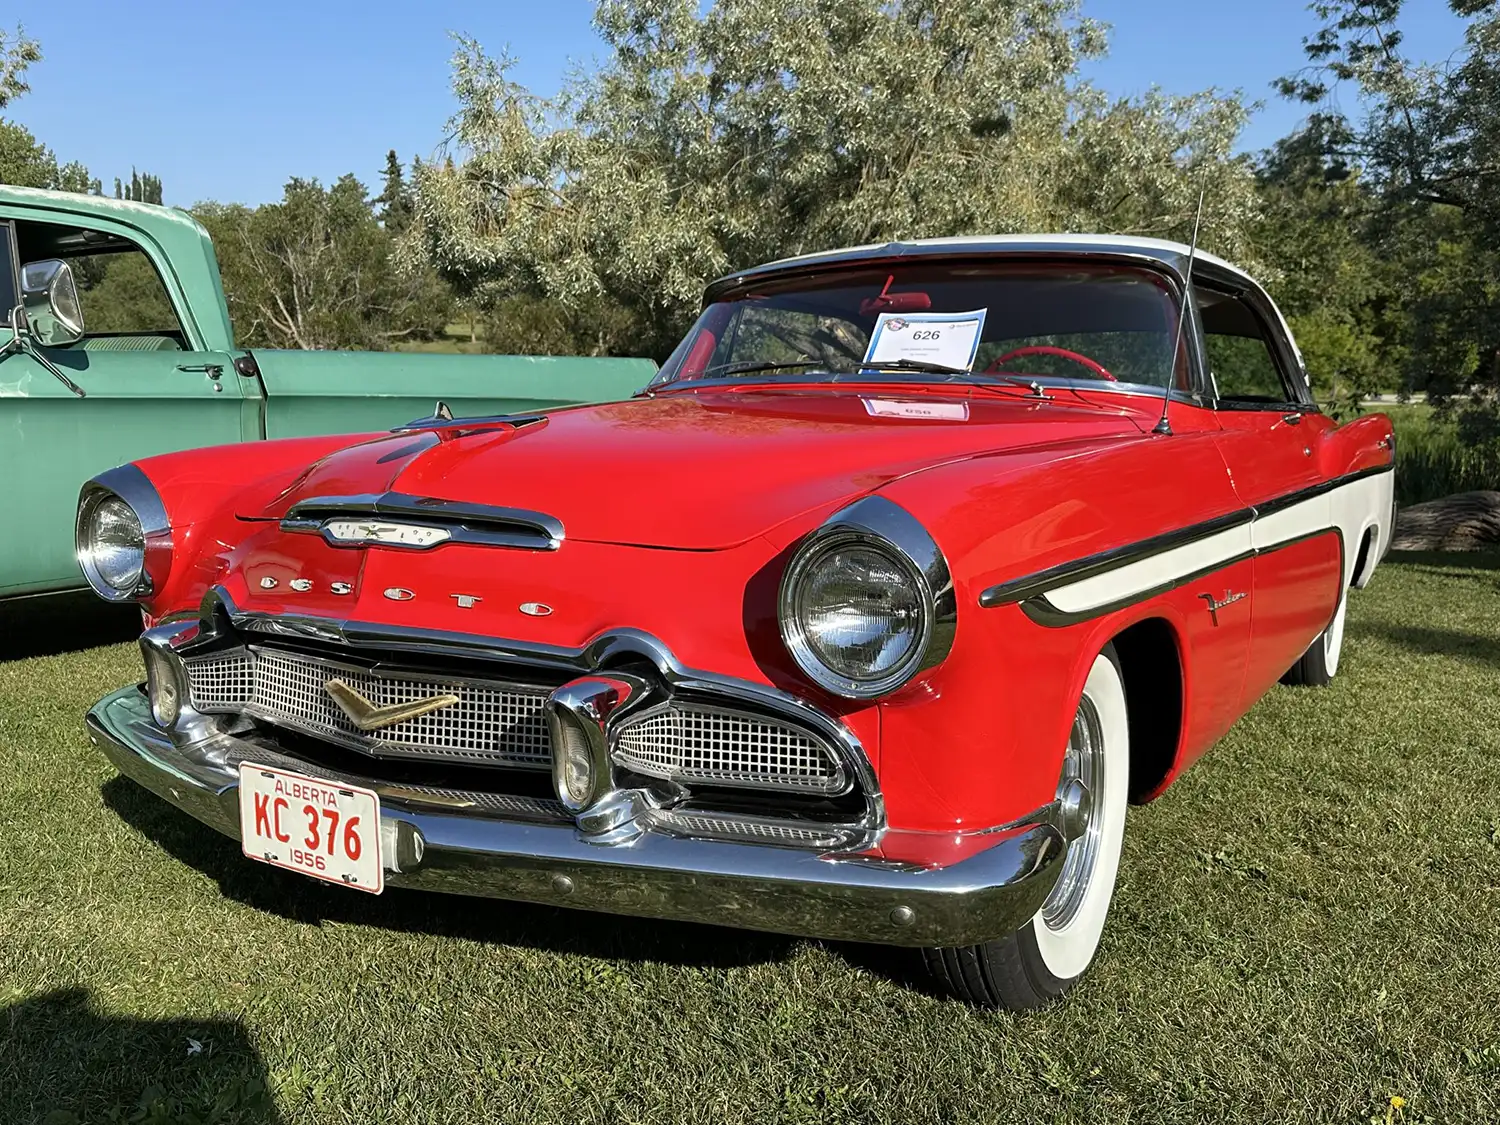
[0,216,253,597]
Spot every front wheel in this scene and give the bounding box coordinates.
[922,645,1130,1010]
[1280,592,1347,687]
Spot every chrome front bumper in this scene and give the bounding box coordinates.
[86,686,1066,948]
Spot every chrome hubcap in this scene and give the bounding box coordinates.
[1041,694,1105,931]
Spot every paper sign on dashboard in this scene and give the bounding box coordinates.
[863,309,987,372]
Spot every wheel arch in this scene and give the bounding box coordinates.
[1106,615,1185,804]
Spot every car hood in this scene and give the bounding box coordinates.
[244,388,1147,550]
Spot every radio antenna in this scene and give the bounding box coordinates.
[1153,188,1205,437]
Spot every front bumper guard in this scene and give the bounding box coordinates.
[86,686,1066,948]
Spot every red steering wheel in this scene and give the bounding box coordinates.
[985,346,1117,382]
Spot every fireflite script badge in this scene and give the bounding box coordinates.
[1198,590,1248,625]
[324,679,460,732]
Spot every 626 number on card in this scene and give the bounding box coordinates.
[237,764,383,894]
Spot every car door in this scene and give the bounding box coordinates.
[1199,285,1342,704]
[0,213,253,598]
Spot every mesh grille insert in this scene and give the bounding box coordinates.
[185,647,551,768]
[614,705,846,794]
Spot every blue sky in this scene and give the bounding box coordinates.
[8,0,1469,208]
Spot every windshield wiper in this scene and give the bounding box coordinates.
[699,359,834,379]
[861,358,970,376]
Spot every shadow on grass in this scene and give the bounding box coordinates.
[99,776,940,995]
[1348,621,1500,669]
[0,988,283,1124]
[0,591,138,662]
[100,776,810,970]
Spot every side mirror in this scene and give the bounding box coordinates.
[20,259,85,348]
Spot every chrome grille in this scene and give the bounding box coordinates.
[614,705,846,794]
[657,812,850,848]
[185,647,551,767]
[184,651,254,709]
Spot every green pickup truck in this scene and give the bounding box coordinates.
[0,186,653,600]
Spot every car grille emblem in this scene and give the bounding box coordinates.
[324,520,451,549]
[383,587,415,602]
[324,679,460,731]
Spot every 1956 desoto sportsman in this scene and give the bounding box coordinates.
[81,236,1396,1009]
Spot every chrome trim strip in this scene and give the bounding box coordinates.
[778,495,956,700]
[86,686,1061,948]
[1017,528,1345,628]
[979,463,1394,616]
[279,492,564,551]
[979,507,1255,609]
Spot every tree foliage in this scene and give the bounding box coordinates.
[1278,0,1500,438]
[196,175,451,350]
[410,0,1260,358]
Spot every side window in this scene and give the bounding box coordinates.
[15,219,185,350]
[1198,289,1296,405]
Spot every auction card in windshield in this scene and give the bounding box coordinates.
[863,309,987,372]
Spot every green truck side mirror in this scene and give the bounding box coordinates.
[21,259,85,348]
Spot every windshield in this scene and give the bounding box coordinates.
[653,263,1188,390]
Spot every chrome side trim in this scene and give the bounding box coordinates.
[86,686,1062,948]
[279,492,564,551]
[778,495,956,700]
[1018,528,1346,628]
[191,587,885,834]
[979,463,1395,622]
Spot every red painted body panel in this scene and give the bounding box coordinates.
[121,379,1395,837]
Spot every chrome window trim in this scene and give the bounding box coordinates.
[777,495,956,700]
[75,463,171,602]
[188,586,885,833]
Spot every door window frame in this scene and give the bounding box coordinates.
[1194,276,1316,413]
[5,210,207,352]
[0,220,19,328]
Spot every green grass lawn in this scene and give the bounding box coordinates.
[3,556,1498,1124]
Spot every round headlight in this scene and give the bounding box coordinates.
[81,495,146,595]
[782,534,933,698]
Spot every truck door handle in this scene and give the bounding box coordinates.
[1282,412,1303,425]
[177,364,224,379]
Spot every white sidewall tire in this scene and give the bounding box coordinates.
[1031,651,1130,982]
[1322,593,1347,678]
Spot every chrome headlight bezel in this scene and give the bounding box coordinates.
[75,465,172,603]
[778,497,957,700]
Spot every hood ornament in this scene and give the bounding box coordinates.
[325,680,460,732]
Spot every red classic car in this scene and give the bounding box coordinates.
[80,236,1396,1009]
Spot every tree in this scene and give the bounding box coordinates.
[0,25,41,111]
[0,27,102,194]
[1278,0,1500,435]
[197,174,452,350]
[375,150,414,234]
[112,169,163,204]
[410,0,1261,360]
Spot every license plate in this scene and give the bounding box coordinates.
[237,764,383,894]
